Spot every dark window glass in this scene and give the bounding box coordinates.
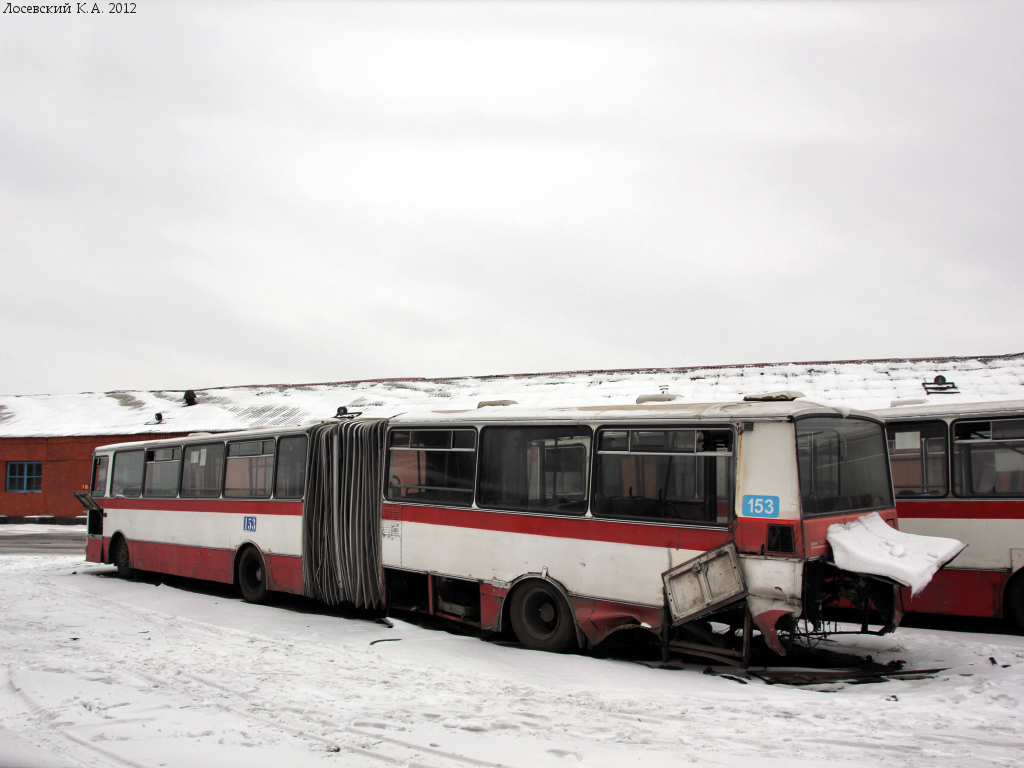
[225,439,275,498]
[954,418,1024,498]
[111,451,144,498]
[91,456,109,497]
[594,428,732,524]
[599,431,629,451]
[181,443,226,498]
[885,421,948,497]
[143,446,181,498]
[477,426,591,514]
[6,462,42,493]
[411,431,451,449]
[275,435,308,499]
[797,417,893,516]
[387,429,476,506]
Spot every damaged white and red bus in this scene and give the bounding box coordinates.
[80,397,962,663]
[872,400,1024,630]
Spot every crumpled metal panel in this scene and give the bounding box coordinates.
[662,542,746,625]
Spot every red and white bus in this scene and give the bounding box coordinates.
[83,398,952,661]
[872,400,1024,630]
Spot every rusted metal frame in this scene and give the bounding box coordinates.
[667,640,744,667]
[741,608,752,669]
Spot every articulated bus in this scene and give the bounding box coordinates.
[82,398,946,662]
[872,400,1024,630]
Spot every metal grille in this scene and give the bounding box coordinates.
[766,524,796,555]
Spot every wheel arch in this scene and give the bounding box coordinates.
[1003,567,1024,632]
[232,540,264,587]
[501,572,585,649]
[106,530,128,565]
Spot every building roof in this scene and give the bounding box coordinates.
[1,353,1023,438]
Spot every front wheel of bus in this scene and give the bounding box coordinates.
[509,581,577,653]
[238,547,269,604]
[113,537,134,580]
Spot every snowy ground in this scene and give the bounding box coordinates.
[2,556,1023,768]
[0,526,85,556]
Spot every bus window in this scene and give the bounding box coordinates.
[225,439,275,499]
[143,447,182,498]
[386,429,476,506]
[797,417,893,516]
[275,435,308,499]
[111,450,144,498]
[91,456,109,497]
[181,443,226,498]
[477,426,591,514]
[954,418,1024,497]
[593,428,733,524]
[885,421,948,497]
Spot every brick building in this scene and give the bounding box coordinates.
[3,353,1023,521]
[0,434,186,522]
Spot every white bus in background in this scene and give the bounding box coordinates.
[83,396,960,663]
[872,400,1024,630]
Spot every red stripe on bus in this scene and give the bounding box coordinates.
[100,498,304,516]
[901,568,1009,619]
[114,538,304,595]
[388,503,732,550]
[894,500,1024,520]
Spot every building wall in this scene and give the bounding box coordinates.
[0,434,186,520]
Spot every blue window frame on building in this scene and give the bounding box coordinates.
[6,462,43,493]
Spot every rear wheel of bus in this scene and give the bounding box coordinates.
[1006,572,1024,633]
[509,580,577,653]
[238,547,270,604]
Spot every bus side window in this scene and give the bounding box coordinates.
[885,421,948,497]
[111,450,144,498]
[91,456,109,497]
[954,418,1024,497]
[181,443,226,498]
[386,429,476,507]
[275,435,308,499]
[477,426,591,515]
[143,447,182,498]
[225,439,276,499]
[593,429,732,524]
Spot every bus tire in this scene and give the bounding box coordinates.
[238,547,270,604]
[1006,572,1024,633]
[112,537,134,580]
[509,580,577,653]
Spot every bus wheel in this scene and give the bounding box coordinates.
[509,581,577,653]
[238,547,269,604]
[113,537,134,580]
[1006,572,1024,633]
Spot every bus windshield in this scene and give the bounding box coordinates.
[796,417,893,517]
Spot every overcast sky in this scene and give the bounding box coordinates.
[2,1,1022,395]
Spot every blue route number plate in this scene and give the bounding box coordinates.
[243,516,257,532]
[741,495,780,518]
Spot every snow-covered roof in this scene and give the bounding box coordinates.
[2,353,1023,438]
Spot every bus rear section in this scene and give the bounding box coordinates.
[873,401,1024,630]
[379,401,962,661]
